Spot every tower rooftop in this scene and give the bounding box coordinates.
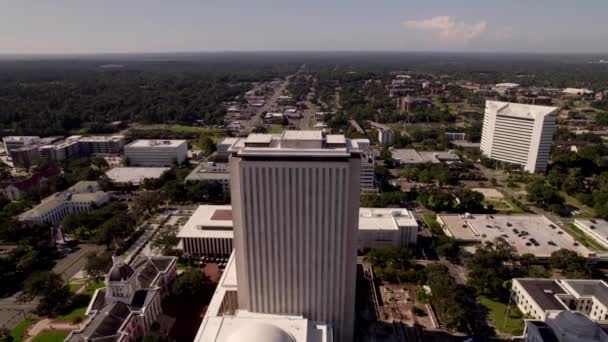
[227,130,363,157]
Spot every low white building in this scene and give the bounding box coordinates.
[178,205,234,257]
[184,162,230,191]
[574,218,608,250]
[19,181,110,226]
[178,205,418,257]
[2,136,40,154]
[562,88,594,96]
[512,278,608,322]
[358,208,418,249]
[216,137,240,157]
[105,167,170,186]
[391,149,460,165]
[124,140,187,166]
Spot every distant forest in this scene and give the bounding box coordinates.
[0,52,607,136]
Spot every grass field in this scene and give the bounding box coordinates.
[32,332,69,342]
[478,296,524,336]
[56,280,105,322]
[11,319,35,341]
[559,191,596,217]
[563,224,608,251]
[131,124,224,135]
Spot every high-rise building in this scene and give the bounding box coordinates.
[228,130,361,342]
[480,100,558,173]
[352,138,377,192]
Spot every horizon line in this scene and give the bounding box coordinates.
[0,49,607,58]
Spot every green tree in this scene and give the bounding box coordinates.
[84,252,113,280]
[549,249,590,278]
[172,269,213,298]
[198,134,216,156]
[21,271,70,315]
[466,238,515,297]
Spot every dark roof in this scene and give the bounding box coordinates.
[518,279,568,311]
[150,258,173,273]
[211,209,232,221]
[90,288,107,312]
[129,289,149,310]
[564,280,608,307]
[4,166,61,191]
[548,311,608,341]
[137,262,160,288]
[527,321,558,342]
[108,263,135,282]
[82,302,131,340]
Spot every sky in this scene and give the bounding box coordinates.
[1,0,607,54]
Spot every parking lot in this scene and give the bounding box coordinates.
[437,214,591,258]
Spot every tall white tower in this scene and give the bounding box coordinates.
[228,131,361,342]
[481,100,558,173]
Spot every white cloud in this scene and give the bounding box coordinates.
[403,16,487,45]
[491,26,514,41]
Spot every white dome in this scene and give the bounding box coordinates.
[226,322,295,342]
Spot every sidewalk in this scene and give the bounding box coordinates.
[24,318,81,342]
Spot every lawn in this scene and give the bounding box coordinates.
[268,125,285,133]
[483,199,511,211]
[56,280,105,322]
[559,191,596,217]
[131,124,224,135]
[479,295,524,336]
[32,332,69,342]
[11,319,35,341]
[563,224,608,252]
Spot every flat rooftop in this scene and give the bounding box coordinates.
[185,162,229,182]
[179,205,417,239]
[359,208,418,230]
[575,218,608,242]
[105,167,170,185]
[178,205,234,239]
[193,252,330,342]
[486,100,558,120]
[217,137,240,146]
[391,149,459,164]
[515,279,569,311]
[227,131,364,157]
[125,139,186,148]
[78,135,125,142]
[438,214,592,257]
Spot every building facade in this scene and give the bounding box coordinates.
[353,139,377,192]
[378,128,395,146]
[178,205,419,258]
[3,136,40,154]
[185,162,230,191]
[512,278,608,322]
[19,181,109,227]
[124,140,187,166]
[480,100,558,173]
[66,255,177,342]
[229,131,360,342]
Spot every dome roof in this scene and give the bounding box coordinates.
[108,263,135,282]
[226,323,295,342]
[551,311,605,341]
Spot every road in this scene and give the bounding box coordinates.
[247,75,293,128]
